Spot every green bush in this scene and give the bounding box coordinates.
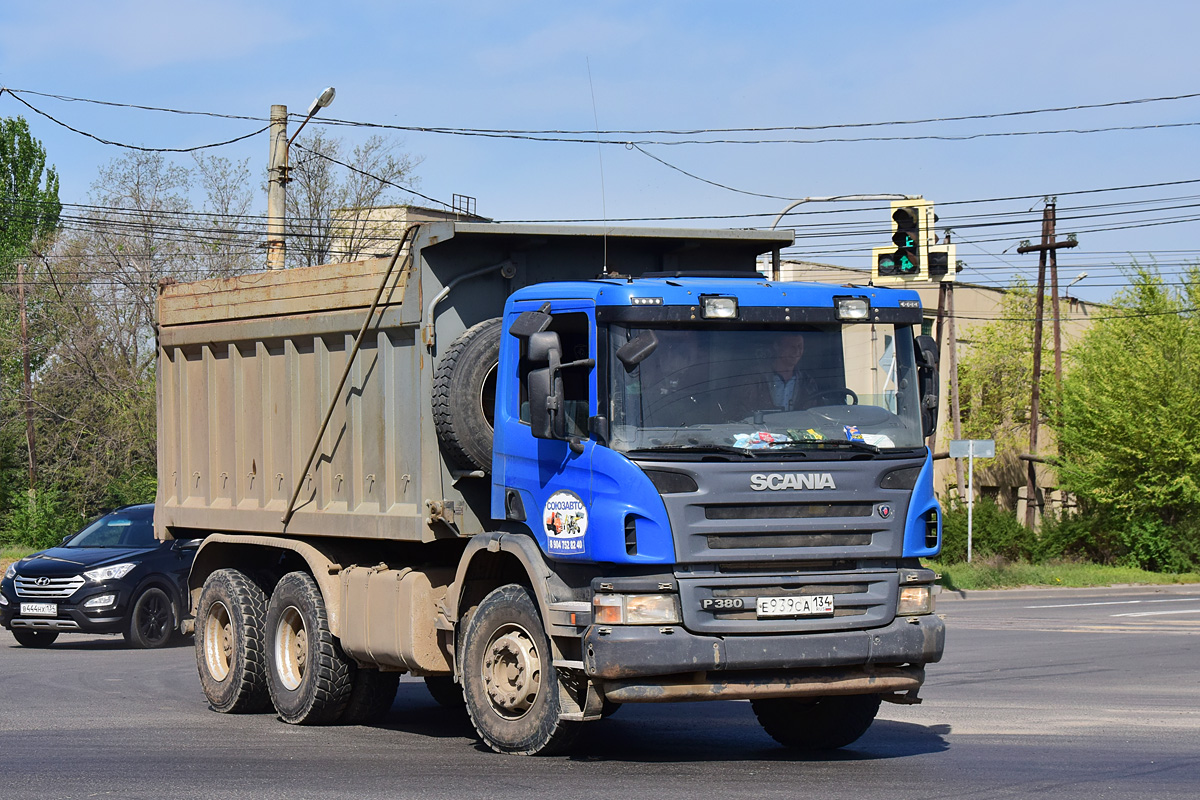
[1034,511,1124,565]
[0,485,86,550]
[940,497,1036,563]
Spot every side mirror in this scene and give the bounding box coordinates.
[173,538,202,552]
[528,366,564,439]
[914,335,940,438]
[527,330,562,364]
[616,330,659,372]
[510,306,553,340]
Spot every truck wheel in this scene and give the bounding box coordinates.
[432,317,502,472]
[424,675,465,709]
[195,569,271,713]
[125,587,175,649]
[751,694,882,750]
[12,628,58,648]
[338,667,400,724]
[265,571,353,725]
[461,584,580,755]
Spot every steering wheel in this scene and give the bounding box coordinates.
[800,387,858,406]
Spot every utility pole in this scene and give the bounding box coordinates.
[1016,200,1077,528]
[17,262,36,491]
[266,104,288,270]
[946,280,964,497]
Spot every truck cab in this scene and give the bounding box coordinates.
[490,277,943,709]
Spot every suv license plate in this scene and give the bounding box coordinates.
[20,602,57,617]
[757,594,834,618]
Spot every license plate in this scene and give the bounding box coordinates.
[20,602,57,617]
[756,594,834,618]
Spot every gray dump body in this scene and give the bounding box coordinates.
[155,222,792,542]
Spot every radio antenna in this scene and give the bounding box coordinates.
[586,58,608,275]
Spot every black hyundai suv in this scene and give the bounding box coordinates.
[0,504,198,648]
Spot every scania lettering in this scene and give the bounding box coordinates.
[156,222,945,756]
[750,472,838,491]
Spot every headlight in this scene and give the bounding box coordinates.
[898,585,934,615]
[593,593,681,625]
[4,562,16,580]
[83,563,136,583]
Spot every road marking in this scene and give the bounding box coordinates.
[1111,608,1200,618]
[1026,598,1197,609]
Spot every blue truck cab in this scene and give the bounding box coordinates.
[486,268,944,737]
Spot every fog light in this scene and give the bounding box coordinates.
[701,296,738,319]
[83,594,117,609]
[835,296,870,321]
[592,593,681,625]
[0,595,8,606]
[898,585,933,615]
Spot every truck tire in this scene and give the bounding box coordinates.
[195,568,271,713]
[338,667,400,725]
[12,628,58,648]
[424,675,465,709]
[751,694,882,750]
[460,583,580,755]
[432,318,502,472]
[125,586,175,649]
[264,571,353,725]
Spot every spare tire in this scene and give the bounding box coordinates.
[433,318,502,472]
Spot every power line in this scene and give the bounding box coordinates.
[1,88,267,153]
[13,86,1200,136]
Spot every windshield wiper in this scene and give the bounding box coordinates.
[628,444,760,458]
[766,439,882,454]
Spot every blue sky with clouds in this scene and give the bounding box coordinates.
[2,1,1198,301]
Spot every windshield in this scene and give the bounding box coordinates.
[66,507,156,549]
[608,323,925,454]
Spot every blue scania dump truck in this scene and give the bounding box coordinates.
[156,222,944,755]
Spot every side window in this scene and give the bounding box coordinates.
[518,311,592,435]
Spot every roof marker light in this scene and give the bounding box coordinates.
[701,296,738,319]
[835,296,870,321]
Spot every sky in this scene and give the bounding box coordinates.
[1,0,1198,304]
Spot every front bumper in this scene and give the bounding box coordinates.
[582,613,944,680]
[0,585,129,634]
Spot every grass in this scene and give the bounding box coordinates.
[929,557,1200,592]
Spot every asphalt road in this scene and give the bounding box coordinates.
[1,584,1198,799]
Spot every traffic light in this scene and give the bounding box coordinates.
[871,198,951,284]
[891,206,921,275]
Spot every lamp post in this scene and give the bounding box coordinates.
[266,87,337,270]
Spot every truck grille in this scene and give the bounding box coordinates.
[639,458,920,566]
[679,571,897,634]
[15,575,85,599]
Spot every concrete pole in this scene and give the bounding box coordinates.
[18,262,36,491]
[1025,206,1051,529]
[947,284,965,497]
[266,104,288,270]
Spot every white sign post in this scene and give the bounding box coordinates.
[949,439,995,563]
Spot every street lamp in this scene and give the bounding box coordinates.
[266,87,337,270]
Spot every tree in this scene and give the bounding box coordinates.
[0,116,61,274]
[0,116,61,527]
[955,280,1054,501]
[285,130,422,268]
[1054,265,1200,569]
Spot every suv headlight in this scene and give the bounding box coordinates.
[83,563,136,583]
[898,585,934,616]
[4,562,16,580]
[593,594,681,625]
